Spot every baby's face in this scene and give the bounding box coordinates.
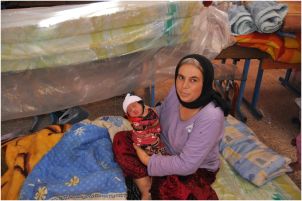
[127,102,143,117]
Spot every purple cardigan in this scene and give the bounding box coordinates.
[148,86,224,176]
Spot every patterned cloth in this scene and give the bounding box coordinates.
[235,32,301,64]
[19,123,127,200]
[212,155,301,200]
[112,131,218,200]
[1,125,70,200]
[220,115,292,186]
[128,108,165,155]
[82,115,133,142]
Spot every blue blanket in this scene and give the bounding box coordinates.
[246,1,288,33]
[220,116,292,187]
[19,123,127,200]
[228,5,257,35]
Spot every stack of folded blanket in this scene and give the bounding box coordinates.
[219,115,293,187]
[228,1,288,35]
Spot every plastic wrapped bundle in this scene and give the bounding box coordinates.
[2,1,200,72]
[1,2,234,121]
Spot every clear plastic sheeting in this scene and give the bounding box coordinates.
[1,2,234,121]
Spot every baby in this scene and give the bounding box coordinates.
[123,93,165,155]
[122,93,165,199]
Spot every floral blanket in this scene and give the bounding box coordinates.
[19,123,127,200]
[1,125,70,200]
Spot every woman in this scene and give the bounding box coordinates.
[113,54,229,200]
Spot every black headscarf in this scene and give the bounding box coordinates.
[175,54,230,116]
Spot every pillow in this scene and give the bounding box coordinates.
[220,115,292,186]
[82,116,133,142]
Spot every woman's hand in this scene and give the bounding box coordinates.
[133,143,150,166]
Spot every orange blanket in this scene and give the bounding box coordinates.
[235,32,301,64]
[1,124,70,200]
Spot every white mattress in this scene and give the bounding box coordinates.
[1,2,234,121]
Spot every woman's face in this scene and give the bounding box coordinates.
[176,63,203,103]
[127,102,143,117]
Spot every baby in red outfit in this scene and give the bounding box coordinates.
[122,93,166,199]
[123,93,165,155]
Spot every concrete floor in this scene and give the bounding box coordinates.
[1,59,301,188]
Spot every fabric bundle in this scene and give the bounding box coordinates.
[235,32,301,64]
[227,1,288,35]
[19,123,127,200]
[228,5,257,35]
[1,125,70,200]
[219,115,292,187]
[246,1,288,33]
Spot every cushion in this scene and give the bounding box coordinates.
[220,115,292,186]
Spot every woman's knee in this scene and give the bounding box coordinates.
[113,131,130,147]
[112,131,148,178]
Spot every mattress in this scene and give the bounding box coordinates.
[1,2,234,121]
[213,155,300,200]
[2,2,201,72]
